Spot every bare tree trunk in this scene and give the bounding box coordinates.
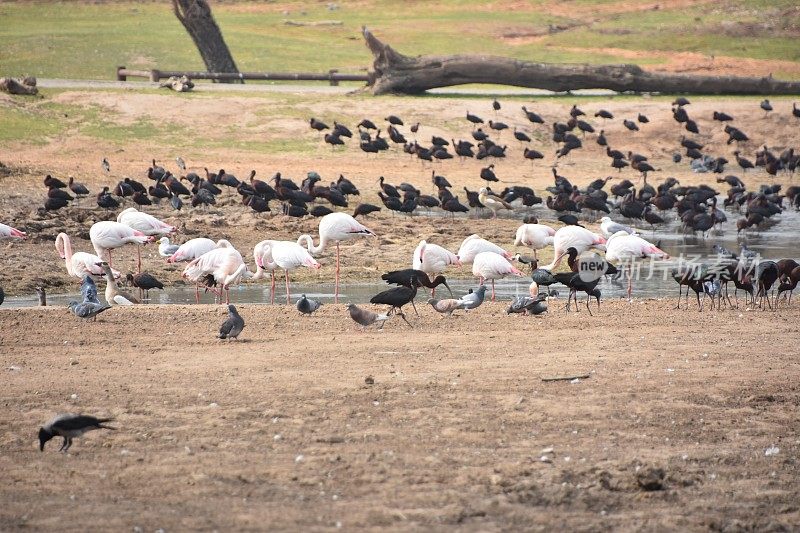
[362,27,800,96]
[172,0,242,84]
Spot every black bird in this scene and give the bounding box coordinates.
[521,106,544,124]
[39,414,115,452]
[726,126,749,144]
[218,304,245,340]
[466,111,484,126]
[595,109,613,120]
[385,115,403,126]
[623,119,639,131]
[358,118,377,130]
[673,97,690,107]
[442,196,470,216]
[309,205,334,217]
[492,99,501,111]
[324,132,345,148]
[333,122,352,138]
[488,120,508,132]
[734,151,754,171]
[309,118,329,131]
[480,164,498,182]
[68,176,89,197]
[126,272,164,300]
[382,269,453,297]
[244,194,269,213]
[45,196,69,211]
[353,203,381,218]
[514,129,531,142]
[370,281,418,323]
[296,294,322,315]
[760,99,773,114]
[685,119,699,134]
[170,193,183,211]
[472,128,489,141]
[44,174,66,189]
[570,105,585,118]
[558,214,583,227]
[637,113,649,123]
[713,111,734,121]
[283,203,307,217]
[48,187,73,202]
[672,106,689,123]
[132,190,151,206]
[596,130,607,146]
[523,147,544,161]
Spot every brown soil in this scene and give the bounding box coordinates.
[1,302,798,530]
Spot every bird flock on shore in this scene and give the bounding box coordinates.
[1,97,799,337]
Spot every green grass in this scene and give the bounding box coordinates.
[1,0,797,81]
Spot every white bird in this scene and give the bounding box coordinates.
[456,234,512,264]
[98,261,141,306]
[413,240,460,296]
[472,251,524,300]
[542,226,607,270]
[514,223,555,260]
[117,208,175,272]
[478,187,513,218]
[599,216,635,238]
[89,221,150,270]
[55,233,121,280]
[605,231,669,300]
[182,245,248,304]
[157,237,180,257]
[253,240,321,304]
[166,237,218,263]
[0,223,26,239]
[297,213,374,303]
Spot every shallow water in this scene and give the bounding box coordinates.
[4,201,799,308]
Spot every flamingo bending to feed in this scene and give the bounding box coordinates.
[514,223,555,260]
[472,251,524,300]
[457,234,512,264]
[0,223,26,239]
[55,233,121,280]
[89,221,151,270]
[182,245,248,304]
[542,226,607,270]
[253,240,321,304]
[604,230,669,301]
[297,212,374,303]
[413,240,460,296]
[166,238,218,263]
[117,208,175,271]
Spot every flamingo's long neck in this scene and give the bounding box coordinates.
[298,234,326,256]
[223,263,248,289]
[56,233,76,276]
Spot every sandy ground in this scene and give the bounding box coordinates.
[1,301,799,530]
[0,93,798,296]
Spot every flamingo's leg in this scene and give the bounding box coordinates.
[491,279,496,301]
[335,242,341,304]
[137,246,142,274]
[270,271,275,305]
[285,270,291,305]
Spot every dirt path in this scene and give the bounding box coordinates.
[1,302,798,530]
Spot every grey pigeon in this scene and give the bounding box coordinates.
[176,156,186,170]
[69,300,111,321]
[80,275,99,304]
[296,294,322,315]
[427,298,465,316]
[347,303,389,329]
[39,413,116,452]
[456,285,487,310]
[507,294,548,315]
[218,304,245,340]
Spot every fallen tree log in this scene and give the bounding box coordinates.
[361,27,800,96]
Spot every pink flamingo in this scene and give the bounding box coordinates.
[542,226,607,270]
[605,231,669,301]
[413,240,460,297]
[297,213,374,303]
[253,240,321,304]
[182,245,248,304]
[456,234,512,264]
[117,208,175,271]
[0,223,26,239]
[514,223,556,260]
[89,221,151,269]
[55,232,120,280]
[166,238,218,263]
[472,251,523,300]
